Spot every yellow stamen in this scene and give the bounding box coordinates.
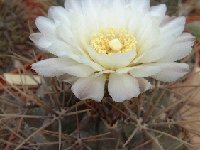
[90,27,137,54]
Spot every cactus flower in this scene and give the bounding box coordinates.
[31,0,195,102]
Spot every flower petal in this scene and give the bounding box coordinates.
[87,48,136,69]
[117,63,189,82]
[56,24,77,47]
[129,65,161,77]
[160,16,186,44]
[108,74,140,102]
[128,13,160,52]
[48,6,70,25]
[130,0,150,12]
[32,58,95,77]
[150,4,167,24]
[79,55,105,71]
[137,78,151,93]
[30,33,51,49]
[136,16,186,63]
[30,33,81,60]
[65,0,82,12]
[32,16,81,57]
[158,33,195,62]
[150,4,167,17]
[117,63,162,77]
[72,75,106,101]
[152,63,189,82]
[35,16,55,37]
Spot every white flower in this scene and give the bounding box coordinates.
[31,0,195,102]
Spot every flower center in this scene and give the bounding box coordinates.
[90,27,137,54]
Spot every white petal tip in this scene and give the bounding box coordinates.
[72,76,106,102]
